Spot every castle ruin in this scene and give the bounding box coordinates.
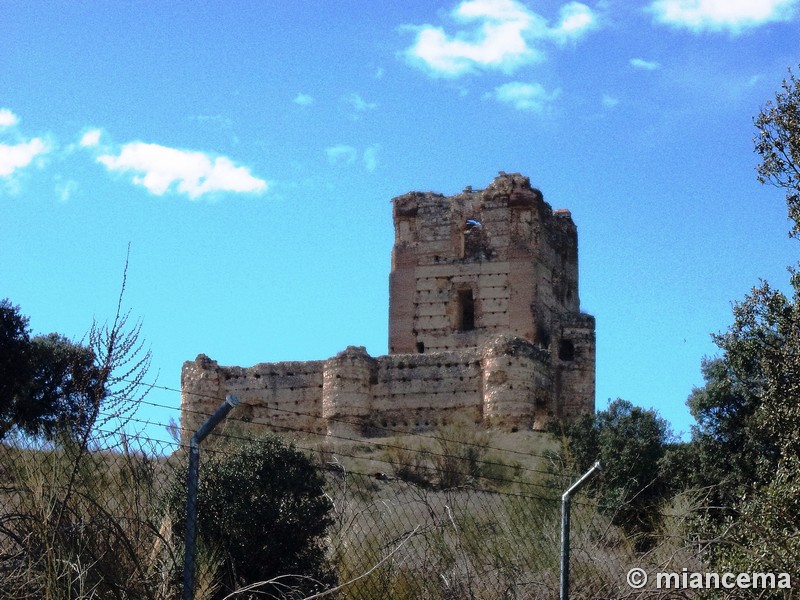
[180,173,595,437]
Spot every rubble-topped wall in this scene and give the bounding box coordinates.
[180,354,327,438]
[180,172,595,439]
[389,172,583,357]
[180,335,560,441]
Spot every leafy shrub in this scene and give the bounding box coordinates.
[168,434,336,598]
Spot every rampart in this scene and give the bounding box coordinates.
[180,173,595,439]
[182,334,560,438]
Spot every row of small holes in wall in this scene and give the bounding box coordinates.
[382,420,447,428]
[412,307,510,318]
[414,288,510,299]
[239,384,325,398]
[415,283,509,293]
[246,371,320,379]
[416,275,509,282]
[241,397,314,407]
[255,398,320,408]
[386,374,478,383]
[413,309,510,320]
[377,389,480,398]
[392,361,481,369]
[412,324,506,338]
[416,343,476,351]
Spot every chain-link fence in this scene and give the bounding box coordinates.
[0,426,708,599]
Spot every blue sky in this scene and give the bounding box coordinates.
[2,0,799,442]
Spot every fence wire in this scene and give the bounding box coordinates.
[0,429,708,600]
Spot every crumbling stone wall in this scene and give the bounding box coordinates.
[180,354,326,437]
[181,334,556,440]
[180,173,595,439]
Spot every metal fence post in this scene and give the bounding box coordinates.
[182,394,240,600]
[560,461,602,600]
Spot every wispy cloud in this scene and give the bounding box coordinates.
[487,81,561,113]
[363,145,379,172]
[293,93,315,106]
[325,144,380,171]
[402,0,598,78]
[602,94,620,108]
[325,144,358,165]
[97,142,267,199]
[0,108,19,128]
[346,93,377,112]
[649,0,799,34]
[55,177,78,203]
[79,128,102,148]
[630,57,661,71]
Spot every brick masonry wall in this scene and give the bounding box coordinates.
[180,173,595,439]
[181,335,562,440]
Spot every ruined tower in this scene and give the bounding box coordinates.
[180,173,595,438]
[389,173,595,420]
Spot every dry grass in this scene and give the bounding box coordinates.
[0,429,707,600]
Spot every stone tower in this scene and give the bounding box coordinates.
[389,172,595,420]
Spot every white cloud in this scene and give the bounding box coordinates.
[649,0,799,34]
[363,146,379,172]
[602,94,620,108]
[325,145,358,165]
[79,129,102,147]
[97,142,267,198]
[630,57,661,70]
[551,2,598,43]
[0,138,49,177]
[403,0,598,77]
[0,108,19,128]
[293,93,314,106]
[488,81,561,112]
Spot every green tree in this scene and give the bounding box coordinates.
[169,434,336,598]
[683,279,800,587]
[681,68,800,583]
[0,299,32,432]
[0,299,100,440]
[564,398,672,544]
[755,65,800,237]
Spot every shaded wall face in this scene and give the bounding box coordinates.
[554,314,596,419]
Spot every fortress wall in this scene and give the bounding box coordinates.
[180,354,225,437]
[180,355,326,441]
[182,174,595,438]
[367,350,484,430]
[481,337,554,430]
[555,313,596,419]
[181,337,551,440]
